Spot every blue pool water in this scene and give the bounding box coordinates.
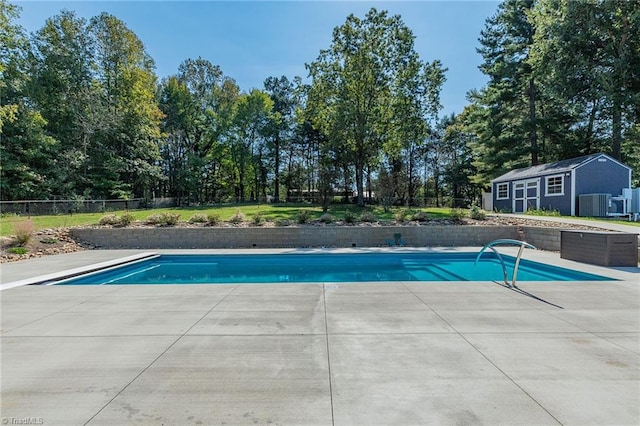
[55,253,611,285]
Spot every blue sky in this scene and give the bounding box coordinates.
[15,1,500,115]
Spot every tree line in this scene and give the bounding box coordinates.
[1,0,638,208]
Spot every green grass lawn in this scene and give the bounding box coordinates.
[524,210,640,227]
[0,204,453,237]
[559,216,640,227]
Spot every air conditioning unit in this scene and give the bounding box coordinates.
[578,194,610,217]
[630,188,640,214]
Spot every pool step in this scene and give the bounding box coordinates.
[401,260,468,281]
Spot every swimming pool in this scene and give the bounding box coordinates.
[53,253,611,285]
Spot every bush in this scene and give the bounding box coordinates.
[469,204,487,220]
[394,209,408,223]
[206,213,221,225]
[360,211,376,222]
[275,219,291,227]
[40,237,58,244]
[146,212,180,226]
[296,210,311,224]
[145,214,162,225]
[7,247,28,255]
[449,208,466,221]
[98,214,120,226]
[99,213,134,227]
[189,213,209,223]
[229,210,246,224]
[411,210,429,222]
[13,220,34,246]
[318,213,334,224]
[251,212,265,226]
[343,210,356,224]
[119,212,135,226]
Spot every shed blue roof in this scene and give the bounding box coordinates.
[492,153,628,183]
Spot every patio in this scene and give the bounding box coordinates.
[1,249,639,425]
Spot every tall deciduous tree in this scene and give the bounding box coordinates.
[440,113,482,205]
[158,58,240,203]
[307,8,427,206]
[263,75,296,202]
[230,89,273,202]
[29,10,100,197]
[88,12,163,199]
[0,0,56,200]
[0,0,21,132]
[157,76,199,202]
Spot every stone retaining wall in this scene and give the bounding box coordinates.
[70,226,563,251]
[520,226,561,251]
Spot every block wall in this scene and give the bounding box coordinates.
[70,225,561,251]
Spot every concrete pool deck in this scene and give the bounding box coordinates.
[1,248,639,425]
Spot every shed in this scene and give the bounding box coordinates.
[491,153,632,216]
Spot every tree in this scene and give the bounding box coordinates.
[29,10,101,197]
[530,0,640,162]
[157,76,199,202]
[440,113,482,205]
[230,89,273,202]
[307,8,425,206]
[263,76,296,202]
[470,0,542,178]
[0,0,57,200]
[388,59,447,205]
[158,58,240,203]
[0,0,22,132]
[88,12,163,199]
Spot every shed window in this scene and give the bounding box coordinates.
[545,175,564,196]
[496,183,509,200]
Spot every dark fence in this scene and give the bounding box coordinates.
[0,195,475,216]
[0,198,169,216]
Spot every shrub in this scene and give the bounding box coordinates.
[394,209,408,223]
[251,212,265,226]
[189,213,209,223]
[13,220,34,246]
[318,213,334,224]
[469,204,487,220]
[449,208,466,221]
[99,213,134,227]
[98,214,120,226]
[360,211,376,222]
[119,212,135,226]
[145,214,162,225]
[275,219,291,227]
[7,247,28,255]
[229,210,246,224]
[206,213,221,225]
[40,237,58,244]
[296,210,311,224]
[163,213,180,225]
[146,212,180,226]
[343,210,356,224]
[411,210,429,222]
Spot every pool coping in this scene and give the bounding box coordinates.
[0,252,158,291]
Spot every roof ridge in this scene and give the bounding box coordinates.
[491,153,612,182]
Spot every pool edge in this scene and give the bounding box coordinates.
[0,252,159,291]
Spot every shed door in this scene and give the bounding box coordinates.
[513,179,539,213]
